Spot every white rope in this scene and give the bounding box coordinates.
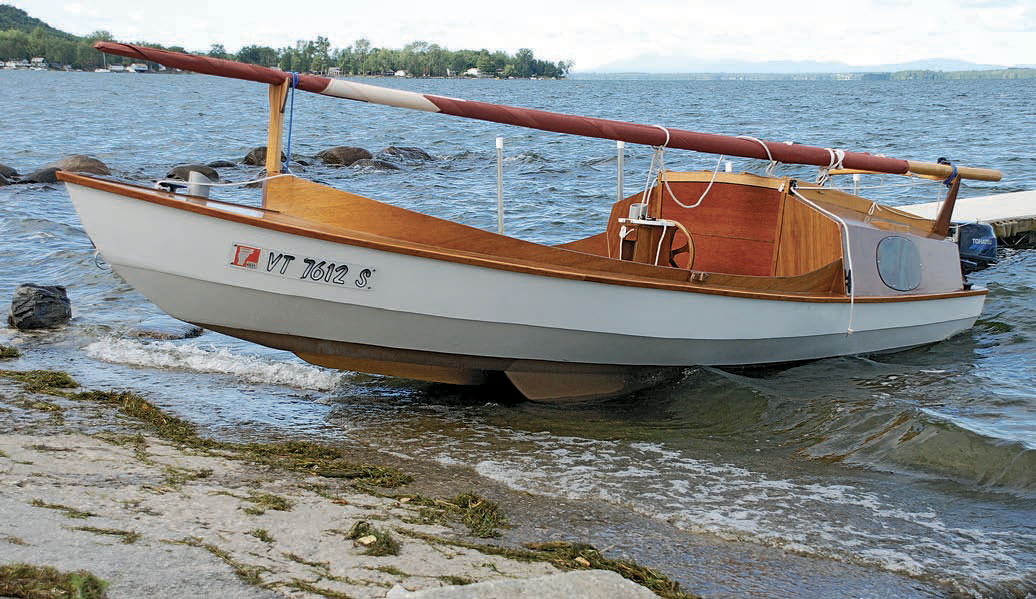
[662,152,725,210]
[154,172,293,189]
[791,186,857,335]
[654,222,669,266]
[652,125,671,148]
[736,135,779,176]
[816,148,845,186]
[639,148,662,209]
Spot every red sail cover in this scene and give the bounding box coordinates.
[94,42,910,174]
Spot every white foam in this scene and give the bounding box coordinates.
[84,337,348,391]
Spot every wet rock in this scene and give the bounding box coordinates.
[351,158,401,171]
[0,163,18,179]
[242,146,285,166]
[167,164,220,181]
[206,159,237,168]
[381,146,432,161]
[8,284,72,330]
[22,167,60,183]
[23,155,110,183]
[49,155,111,175]
[0,173,9,186]
[316,146,372,166]
[127,315,203,340]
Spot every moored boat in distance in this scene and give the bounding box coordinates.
[58,42,1003,401]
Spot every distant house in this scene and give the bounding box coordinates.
[30,57,48,69]
[109,64,126,72]
[394,69,407,77]
[328,66,341,77]
[464,67,480,77]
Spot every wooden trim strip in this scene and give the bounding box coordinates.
[58,172,985,304]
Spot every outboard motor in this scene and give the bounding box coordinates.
[951,222,997,272]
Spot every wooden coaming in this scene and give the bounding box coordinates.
[58,172,985,303]
[774,196,844,277]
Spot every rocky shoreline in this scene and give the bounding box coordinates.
[0,361,689,599]
[0,144,432,187]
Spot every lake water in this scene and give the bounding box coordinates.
[1,70,1034,598]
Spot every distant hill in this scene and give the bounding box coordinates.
[0,4,77,40]
[587,54,1013,75]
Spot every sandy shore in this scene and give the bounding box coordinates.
[0,375,674,599]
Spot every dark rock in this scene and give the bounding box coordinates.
[0,173,9,186]
[381,145,432,161]
[242,146,286,166]
[128,315,204,340]
[0,163,18,179]
[49,155,110,175]
[8,284,72,330]
[293,158,311,166]
[316,146,372,166]
[351,158,401,171]
[206,160,237,168]
[167,164,220,181]
[23,167,60,184]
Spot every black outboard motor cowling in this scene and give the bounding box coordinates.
[952,222,997,272]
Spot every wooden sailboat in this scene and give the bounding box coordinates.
[58,43,1002,401]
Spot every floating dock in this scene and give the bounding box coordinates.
[901,190,1036,246]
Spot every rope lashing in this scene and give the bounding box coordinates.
[284,72,300,174]
[736,135,780,176]
[652,125,672,148]
[938,157,958,187]
[816,148,846,186]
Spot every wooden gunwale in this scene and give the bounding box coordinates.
[59,172,986,304]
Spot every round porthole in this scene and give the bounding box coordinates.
[876,236,922,291]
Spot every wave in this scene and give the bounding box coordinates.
[84,337,348,391]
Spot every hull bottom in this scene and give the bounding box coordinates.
[202,323,682,402]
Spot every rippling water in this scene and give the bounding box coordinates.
[1,71,1034,598]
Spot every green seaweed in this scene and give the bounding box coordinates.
[29,499,95,520]
[373,565,407,577]
[438,575,474,586]
[170,538,267,586]
[241,491,293,515]
[285,579,353,599]
[0,563,109,598]
[70,390,201,445]
[398,493,506,538]
[348,521,400,557]
[397,529,697,599]
[0,370,78,393]
[284,553,328,569]
[70,526,141,544]
[239,440,412,487]
[0,345,20,359]
[248,529,275,543]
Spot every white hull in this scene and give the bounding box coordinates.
[67,182,984,371]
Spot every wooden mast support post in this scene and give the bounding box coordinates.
[262,78,291,207]
[932,175,962,237]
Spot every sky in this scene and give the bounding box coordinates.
[17,0,1036,71]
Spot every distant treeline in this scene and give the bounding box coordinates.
[574,69,1036,81]
[0,5,571,77]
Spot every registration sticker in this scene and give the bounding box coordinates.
[228,242,376,290]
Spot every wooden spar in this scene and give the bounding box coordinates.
[933,175,962,237]
[265,79,290,177]
[831,164,1001,182]
[93,41,1002,181]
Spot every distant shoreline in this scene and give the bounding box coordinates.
[571,68,1036,81]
